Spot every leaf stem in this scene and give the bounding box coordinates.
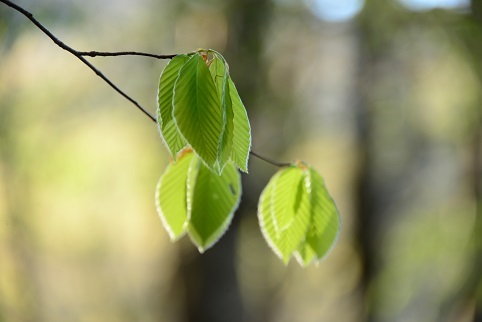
[0,0,159,122]
[0,0,290,168]
[249,151,291,167]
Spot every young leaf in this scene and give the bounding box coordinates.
[229,77,251,173]
[271,167,304,233]
[155,149,194,240]
[258,166,312,264]
[157,54,189,160]
[186,150,201,219]
[295,168,341,266]
[209,55,234,173]
[173,54,224,172]
[258,172,281,258]
[187,155,241,252]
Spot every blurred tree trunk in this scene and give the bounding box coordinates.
[354,1,407,320]
[355,2,482,321]
[469,120,482,322]
[352,50,376,322]
[438,2,482,320]
[173,1,273,322]
[353,2,385,320]
[451,2,482,320]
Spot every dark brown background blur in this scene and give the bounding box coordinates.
[1,0,481,321]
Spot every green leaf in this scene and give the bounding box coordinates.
[258,166,312,264]
[295,168,341,266]
[295,239,317,266]
[209,55,234,173]
[258,171,279,257]
[155,149,194,240]
[271,167,304,232]
[209,55,227,99]
[229,77,251,173]
[187,155,241,252]
[258,163,340,266]
[186,150,201,218]
[173,54,224,172]
[157,54,189,160]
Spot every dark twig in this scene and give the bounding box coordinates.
[249,151,291,167]
[78,51,177,59]
[1,0,290,168]
[0,0,158,122]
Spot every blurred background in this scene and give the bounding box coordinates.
[0,0,481,321]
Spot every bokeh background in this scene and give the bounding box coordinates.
[1,0,481,321]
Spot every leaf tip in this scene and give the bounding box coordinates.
[294,251,312,268]
[282,255,291,265]
[167,232,183,243]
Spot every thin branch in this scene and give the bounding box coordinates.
[1,0,290,168]
[0,0,159,122]
[249,151,291,167]
[78,51,177,59]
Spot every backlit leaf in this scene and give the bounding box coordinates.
[155,149,194,240]
[154,50,339,266]
[187,154,241,252]
[258,166,312,264]
[173,54,224,172]
[258,171,280,258]
[157,54,189,160]
[295,167,341,266]
[209,55,234,173]
[229,77,251,173]
[272,167,304,233]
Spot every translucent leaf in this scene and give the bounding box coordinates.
[157,54,189,160]
[295,239,317,266]
[155,149,194,240]
[173,54,224,172]
[187,155,241,252]
[258,166,312,264]
[229,77,251,173]
[258,171,280,258]
[272,167,304,232]
[186,150,201,219]
[209,55,234,173]
[295,168,341,266]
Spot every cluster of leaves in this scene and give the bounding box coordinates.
[156,149,240,252]
[0,0,339,266]
[258,163,340,266]
[156,49,340,266]
[157,49,250,175]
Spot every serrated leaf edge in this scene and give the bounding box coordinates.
[295,168,342,266]
[208,49,252,174]
[228,77,251,173]
[155,166,187,241]
[257,171,287,262]
[157,55,189,161]
[171,53,224,174]
[186,161,242,253]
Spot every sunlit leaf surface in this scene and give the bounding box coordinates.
[295,168,341,266]
[156,149,241,252]
[209,55,234,173]
[258,164,340,265]
[157,54,189,160]
[155,150,194,240]
[187,154,241,252]
[258,166,311,263]
[229,77,251,173]
[173,54,223,172]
